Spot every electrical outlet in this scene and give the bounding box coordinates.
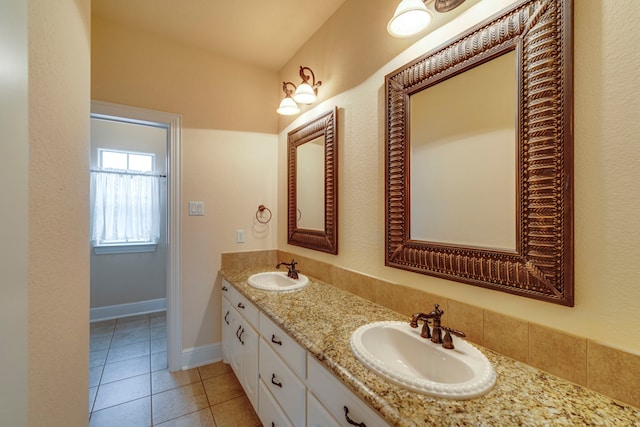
[236,229,245,243]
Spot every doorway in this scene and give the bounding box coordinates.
[90,100,182,371]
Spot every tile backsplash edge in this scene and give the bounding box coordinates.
[221,250,640,409]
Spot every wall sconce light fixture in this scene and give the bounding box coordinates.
[277,66,322,115]
[388,0,466,38]
[293,66,322,104]
[277,82,300,116]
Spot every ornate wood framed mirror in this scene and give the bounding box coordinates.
[385,0,574,305]
[288,107,338,254]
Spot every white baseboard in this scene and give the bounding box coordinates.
[181,342,222,370]
[90,298,167,322]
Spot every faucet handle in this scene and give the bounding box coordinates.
[410,313,432,339]
[441,326,466,349]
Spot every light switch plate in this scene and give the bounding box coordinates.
[189,201,204,216]
[236,229,245,243]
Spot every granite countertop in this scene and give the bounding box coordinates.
[220,266,640,426]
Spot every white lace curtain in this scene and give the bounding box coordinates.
[91,170,161,244]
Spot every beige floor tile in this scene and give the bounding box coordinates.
[198,361,232,381]
[101,355,151,384]
[152,337,167,354]
[89,397,151,427]
[90,335,112,352]
[90,349,108,368]
[151,351,168,372]
[107,340,151,364]
[93,374,151,412]
[91,319,117,330]
[89,386,98,412]
[203,372,245,406]
[154,408,216,427]
[89,365,104,388]
[211,395,260,427]
[152,368,201,394]
[112,327,151,347]
[152,382,209,425]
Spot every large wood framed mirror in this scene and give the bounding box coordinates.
[288,107,338,254]
[385,0,574,305]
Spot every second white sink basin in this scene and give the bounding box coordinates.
[247,271,309,292]
[350,321,496,399]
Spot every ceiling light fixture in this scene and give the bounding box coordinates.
[387,0,466,38]
[277,66,322,115]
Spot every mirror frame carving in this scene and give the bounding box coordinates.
[288,107,338,254]
[385,0,574,305]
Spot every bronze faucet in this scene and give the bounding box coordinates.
[410,304,466,349]
[276,259,299,279]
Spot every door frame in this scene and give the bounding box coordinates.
[91,100,182,371]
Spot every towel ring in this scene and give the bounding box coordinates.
[256,204,272,224]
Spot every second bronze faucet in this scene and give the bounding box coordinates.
[410,304,466,349]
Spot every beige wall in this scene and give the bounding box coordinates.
[0,0,29,425]
[92,16,277,133]
[279,0,640,354]
[92,17,280,351]
[182,129,277,348]
[28,0,91,426]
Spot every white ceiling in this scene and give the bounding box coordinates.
[92,0,349,71]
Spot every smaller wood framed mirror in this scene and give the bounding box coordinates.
[287,107,338,254]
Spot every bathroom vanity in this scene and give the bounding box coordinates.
[221,266,640,426]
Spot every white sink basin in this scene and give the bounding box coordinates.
[350,321,496,399]
[247,272,309,292]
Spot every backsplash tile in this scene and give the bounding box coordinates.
[446,300,484,346]
[221,250,277,270]
[483,310,529,363]
[529,323,587,386]
[587,341,640,408]
[220,250,640,409]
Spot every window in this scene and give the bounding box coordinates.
[91,149,161,250]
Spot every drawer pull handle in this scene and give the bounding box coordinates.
[239,328,245,345]
[222,285,228,291]
[224,311,230,325]
[236,325,242,339]
[344,406,366,427]
[271,335,282,346]
[237,302,245,309]
[271,373,282,388]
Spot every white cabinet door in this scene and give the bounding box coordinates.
[239,320,259,409]
[307,355,390,427]
[221,297,232,363]
[259,379,294,427]
[307,391,339,427]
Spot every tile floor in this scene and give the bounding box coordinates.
[90,312,261,427]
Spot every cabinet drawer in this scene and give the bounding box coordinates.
[259,337,306,426]
[223,279,259,328]
[307,390,339,427]
[258,379,293,427]
[259,312,306,380]
[307,355,389,427]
